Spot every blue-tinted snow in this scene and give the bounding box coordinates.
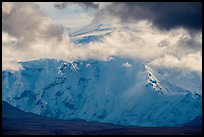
[2,57,202,126]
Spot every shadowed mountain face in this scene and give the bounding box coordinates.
[2,101,202,135]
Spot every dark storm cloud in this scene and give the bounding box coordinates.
[100,2,202,31]
[54,2,99,10]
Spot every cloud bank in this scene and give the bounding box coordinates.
[2,2,66,46]
[92,2,202,31]
[2,2,202,75]
[150,52,202,74]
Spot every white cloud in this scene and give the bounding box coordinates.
[2,2,202,76]
[149,52,202,74]
[2,32,17,43]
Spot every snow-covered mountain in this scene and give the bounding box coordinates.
[2,24,202,126]
[69,24,113,45]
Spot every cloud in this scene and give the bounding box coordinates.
[94,2,202,31]
[2,45,23,71]
[2,2,71,71]
[54,2,99,10]
[2,32,17,43]
[149,52,202,74]
[54,2,202,31]
[2,2,66,48]
[2,2,202,75]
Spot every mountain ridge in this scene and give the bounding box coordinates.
[2,101,202,135]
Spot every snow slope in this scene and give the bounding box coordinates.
[70,24,113,45]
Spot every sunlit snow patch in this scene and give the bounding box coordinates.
[122,62,132,68]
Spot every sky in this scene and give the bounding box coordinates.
[35,2,96,32]
[2,2,202,75]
